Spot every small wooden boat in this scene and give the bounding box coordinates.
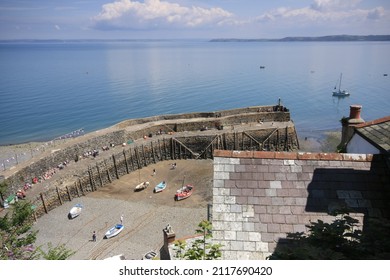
[134,181,149,192]
[154,181,167,193]
[142,250,157,260]
[69,203,83,219]
[174,184,194,201]
[105,224,124,239]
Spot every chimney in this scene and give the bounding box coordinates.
[162,224,176,260]
[340,105,365,150]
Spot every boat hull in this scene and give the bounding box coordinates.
[68,204,83,219]
[142,250,157,260]
[135,181,149,192]
[333,91,350,97]
[174,185,193,201]
[154,182,167,193]
[105,224,124,239]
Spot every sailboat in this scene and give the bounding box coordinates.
[332,73,350,97]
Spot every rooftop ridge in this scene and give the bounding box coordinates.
[355,116,390,128]
[214,150,375,162]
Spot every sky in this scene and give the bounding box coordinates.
[0,0,389,40]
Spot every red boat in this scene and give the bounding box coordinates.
[174,184,193,201]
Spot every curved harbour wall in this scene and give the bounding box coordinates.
[2,105,299,218]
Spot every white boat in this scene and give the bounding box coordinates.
[105,224,124,239]
[134,181,149,192]
[142,250,157,260]
[104,254,126,260]
[154,181,167,193]
[68,203,83,219]
[332,73,350,97]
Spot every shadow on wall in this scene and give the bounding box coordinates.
[271,154,390,258]
[304,155,390,218]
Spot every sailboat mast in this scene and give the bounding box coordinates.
[339,73,342,91]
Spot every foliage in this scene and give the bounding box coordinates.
[173,220,222,260]
[268,210,390,260]
[0,180,7,202]
[0,200,75,260]
[39,242,75,260]
[0,200,39,260]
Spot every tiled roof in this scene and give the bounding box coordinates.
[354,116,390,154]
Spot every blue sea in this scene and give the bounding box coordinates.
[0,40,389,146]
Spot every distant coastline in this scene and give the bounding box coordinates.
[1,35,390,44]
[210,35,390,42]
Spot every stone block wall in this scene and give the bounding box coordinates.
[5,130,126,190]
[212,150,390,260]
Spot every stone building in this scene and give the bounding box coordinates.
[212,150,390,259]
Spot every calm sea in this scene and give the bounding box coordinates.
[0,40,389,145]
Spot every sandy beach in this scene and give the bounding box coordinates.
[32,159,213,260]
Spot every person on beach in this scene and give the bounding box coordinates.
[153,169,156,176]
[92,231,97,242]
[120,214,124,224]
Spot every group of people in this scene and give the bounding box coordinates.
[14,159,69,200]
[15,182,32,200]
[82,149,99,159]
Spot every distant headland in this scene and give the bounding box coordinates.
[210,35,390,42]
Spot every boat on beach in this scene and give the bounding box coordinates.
[105,224,124,239]
[104,254,126,260]
[332,73,350,97]
[174,184,194,201]
[134,181,149,192]
[142,250,157,260]
[68,203,83,219]
[154,181,167,193]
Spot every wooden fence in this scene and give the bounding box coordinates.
[31,127,299,218]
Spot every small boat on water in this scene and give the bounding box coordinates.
[134,181,149,192]
[174,184,194,201]
[105,224,124,239]
[142,250,157,260]
[332,73,350,97]
[68,203,83,219]
[154,181,167,193]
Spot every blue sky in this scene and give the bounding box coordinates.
[0,0,389,39]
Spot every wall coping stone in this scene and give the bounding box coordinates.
[214,150,375,162]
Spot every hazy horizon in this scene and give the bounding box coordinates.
[1,1,389,40]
